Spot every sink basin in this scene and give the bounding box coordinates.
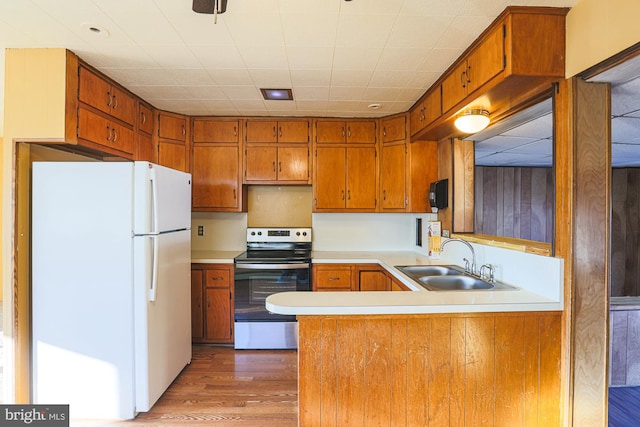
[395,265,464,277]
[419,275,494,291]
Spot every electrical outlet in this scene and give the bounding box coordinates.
[442,229,450,238]
[197,225,205,236]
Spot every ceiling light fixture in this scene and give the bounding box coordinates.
[368,103,381,110]
[81,23,109,38]
[261,89,293,101]
[454,109,490,134]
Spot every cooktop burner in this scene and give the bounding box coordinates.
[234,228,312,264]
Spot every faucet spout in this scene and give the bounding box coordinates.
[440,238,477,275]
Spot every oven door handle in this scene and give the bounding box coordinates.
[235,263,310,270]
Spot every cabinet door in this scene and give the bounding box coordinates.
[278,146,309,182]
[316,121,346,143]
[391,278,410,291]
[109,120,135,155]
[158,141,187,172]
[191,269,204,340]
[380,142,406,210]
[245,145,277,181]
[158,113,187,142]
[359,270,391,291]
[77,107,133,154]
[193,144,240,209]
[78,67,111,116]
[193,119,239,143]
[315,147,346,209]
[346,147,376,210]
[205,287,231,341]
[466,24,504,94]
[137,132,155,162]
[278,120,309,143]
[381,116,405,143]
[422,88,442,127]
[346,121,376,143]
[138,104,154,134]
[441,61,469,113]
[108,85,136,126]
[246,120,278,143]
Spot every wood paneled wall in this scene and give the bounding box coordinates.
[610,308,640,386]
[611,168,640,297]
[475,166,554,243]
[298,312,562,427]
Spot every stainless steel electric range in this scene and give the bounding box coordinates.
[233,227,312,349]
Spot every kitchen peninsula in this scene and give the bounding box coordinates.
[267,249,563,427]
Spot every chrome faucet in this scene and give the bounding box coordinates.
[440,238,477,276]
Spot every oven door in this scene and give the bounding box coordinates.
[234,263,311,322]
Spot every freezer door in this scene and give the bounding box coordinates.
[133,229,192,412]
[133,162,192,234]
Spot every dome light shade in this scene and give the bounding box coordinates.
[454,109,490,134]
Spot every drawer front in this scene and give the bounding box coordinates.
[205,268,231,288]
[315,268,352,290]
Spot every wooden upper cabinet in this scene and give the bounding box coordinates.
[245,119,310,184]
[381,116,405,142]
[78,66,136,126]
[138,103,154,135]
[346,147,377,210]
[246,120,309,143]
[193,119,239,143]
[314,147,346,209]
[316,120,376,144]
[380,142,407,210]
[158,112,187,142]
[410,87,442,137]
[442,24,504,113]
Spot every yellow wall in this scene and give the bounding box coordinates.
[566,0,640,77]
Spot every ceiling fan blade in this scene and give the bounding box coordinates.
[192,0,227,14]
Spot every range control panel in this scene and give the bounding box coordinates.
[246,227,312,243]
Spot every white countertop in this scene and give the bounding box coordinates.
[268,250,563,315]
[190,249,563,315]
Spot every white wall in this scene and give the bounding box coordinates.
[191,212,247,251]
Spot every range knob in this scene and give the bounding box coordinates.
[296,232,301,236]
[250,231,256,236]
[303,231,307,236]
[257,231,262,236]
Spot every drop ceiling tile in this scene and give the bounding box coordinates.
[335,14,395,49]
[79,45,157,69]
[264,100,296,111]
[166,69,216,86]
[183,86,227,100]
[400,0,467,17]
[397,87,427,102]
[223,14,285,47]
[612,117,640,143]
[136,85,188,100]
[203,100,240,114]
[475,152,552,167]
[502,114,553,139]
[339,0,404,15]
[231,99,267,111]
[140,44,202,69]
[279,0,340,14]
[332,47,381,70]
[369,69,417,88]
[418,48,464,73]
[362,87,401,102]
[407,72,440,89]
[248,68,292,86]
[220,85,262,100]
[329,86,366,101]
[208,68,253,85]
[113,68,179,86]
[377,47,432,71]
[434,15,494,50]
[281,13,339,47]
[461,0,512,17]
[330,69,374,87]
[290,70,332,87]
[225,0,280,14]
[238,45,288,69]
[387,15,453,48]
[475,135,540,152]
[612,143,640,167]
[287,46,334,70]
[165,15,236,46]
[612,77,640,116]
[295,100,329,111]
[504,138,553,156]
[190,45,245,68]
[292,86,330,101]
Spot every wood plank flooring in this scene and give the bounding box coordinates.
[77,345,298,427]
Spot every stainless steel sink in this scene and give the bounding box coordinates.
[394,265,516,292]
[395,265,464,277]
[419,275,494,291]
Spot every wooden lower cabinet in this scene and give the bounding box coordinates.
[313,264,405,292]
[191,264,234,344]
[298,312,562,426]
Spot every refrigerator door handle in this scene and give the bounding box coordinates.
[149,235,160,302]
[150,166,160,235]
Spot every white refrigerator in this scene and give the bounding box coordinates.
[32,161,192,420]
